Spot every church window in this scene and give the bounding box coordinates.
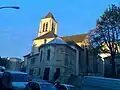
[52,22,55,32]
[47,49,50,61]
[44,39,47,44]
[46,22,48,31]
[43,23,45,32]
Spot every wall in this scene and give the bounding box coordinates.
[26,44,76,81]
[32,38,54,54]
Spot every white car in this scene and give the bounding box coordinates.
[6,70,30,90]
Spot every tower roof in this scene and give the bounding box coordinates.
[43,12,57,22]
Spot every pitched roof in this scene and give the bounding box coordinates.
[61,33,88,42]
[47,37,67,45]
[34,31,57,40]
[43,12,57,22]
[66,41,84,50]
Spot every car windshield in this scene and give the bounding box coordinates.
[11,73,28,82]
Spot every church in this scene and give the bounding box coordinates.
[24,12,96,82]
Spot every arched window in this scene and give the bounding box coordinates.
[43,23,45,32]
[52,22,55,32]
[46,22,48,31]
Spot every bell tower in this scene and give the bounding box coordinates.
[38,12,58,37]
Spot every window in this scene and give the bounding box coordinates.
[29,68,34,75]
[65,54,68,65]
[40,51,43,62]
[47,49,50,61]
[38,68,41,75]
[11,74,29,82]
[31,58,35,64]
[52,22,55,31]
[46,22,48,31]
[44,39,47,44]
[56,68,60,73]
[38,47,40,52]
[43,23,45,32]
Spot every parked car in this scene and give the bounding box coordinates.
[5,70,30,90]
[25,79,57,90]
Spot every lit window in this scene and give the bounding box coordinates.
[43,23,45,32]
[46,22,48,31]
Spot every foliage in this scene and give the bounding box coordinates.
[0,57,9,68]
[89,4,120,77]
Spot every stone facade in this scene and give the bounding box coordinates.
[26,38,77,81]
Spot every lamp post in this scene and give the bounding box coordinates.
[0,6,20,9]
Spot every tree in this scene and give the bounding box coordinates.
[89,4,120,77]
[0,57,9,68]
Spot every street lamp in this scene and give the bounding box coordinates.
[0,6,20,9]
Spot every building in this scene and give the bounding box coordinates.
[24,12,95,82]
[7,58,22,71]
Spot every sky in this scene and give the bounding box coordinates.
[0,0,119,58]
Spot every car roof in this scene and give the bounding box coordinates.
[6,70,28,75]
[31,79,54,85]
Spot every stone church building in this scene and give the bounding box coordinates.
[24,12,97,82]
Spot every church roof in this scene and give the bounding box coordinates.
[61,33,88,42]
[47,37,67,45]
[34,31,57,40]
[43,12,57,22]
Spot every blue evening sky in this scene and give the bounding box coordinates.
[0,0,119,58]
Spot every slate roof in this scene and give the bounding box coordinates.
[47,37,67,45]
[34,31,57,40]
[61,34,88,42]
[43,12,57,22]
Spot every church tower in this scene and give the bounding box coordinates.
[38,12,58,37]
